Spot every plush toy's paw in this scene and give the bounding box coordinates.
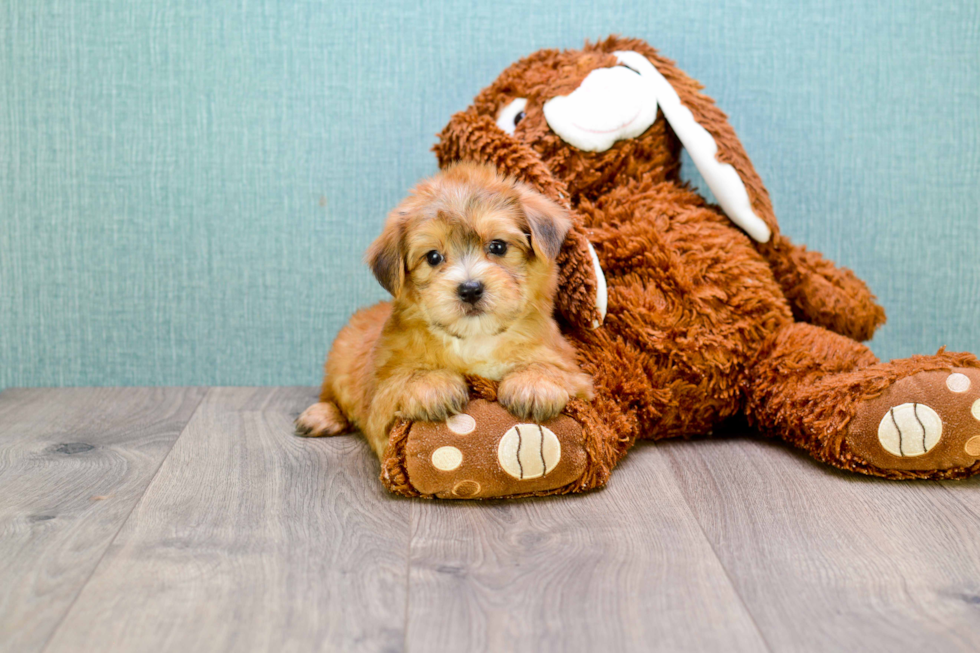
[295,401,348,437]
[396,399,588,499]
[847,368,980,471]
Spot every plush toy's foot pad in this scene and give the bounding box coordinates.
[848,368,980,470]
[402,399,588,499]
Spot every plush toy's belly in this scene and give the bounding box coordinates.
[572,181,793,439]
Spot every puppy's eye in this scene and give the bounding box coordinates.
[495,98,528,136]
[425,250,444,266]
[487,240,508,256]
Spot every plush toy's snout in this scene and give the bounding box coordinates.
[543,63,658,152]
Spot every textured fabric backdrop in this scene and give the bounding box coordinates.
[1,0,978,388]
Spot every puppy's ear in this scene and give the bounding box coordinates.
[515,183,572,260]
[365,214,406,296]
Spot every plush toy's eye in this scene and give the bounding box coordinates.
[496,98,528,135]
[426,250,444,266]
[487,240,508,256]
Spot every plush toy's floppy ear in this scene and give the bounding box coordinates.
[593,37,886,340]
[514,182,572,261]
[365,214,405,296]
[591,37,779,244]
[435,108,605,329]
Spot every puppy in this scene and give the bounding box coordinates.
[296,162,593,458]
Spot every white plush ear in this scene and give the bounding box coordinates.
[586,242,608,328]
[612,51,770,243]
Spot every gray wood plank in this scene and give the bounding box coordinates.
[940,476,980,523]
[43,387,410,653]
[404,443,770,653]
[0,387,207,653]
[663,436,980,652]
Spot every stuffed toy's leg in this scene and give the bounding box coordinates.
[745,322,980,479]
[379,377,626,499]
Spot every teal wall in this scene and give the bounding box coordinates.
[2,0,978,388]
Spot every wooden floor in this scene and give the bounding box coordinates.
[2,387,979,653]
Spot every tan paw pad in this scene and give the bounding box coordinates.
[966,437,980,458]
[946,372,971,393]
[451,480,482,498]
[431,446,463,471]
[497,424,561,480]
[446,413,476,434]
[876,403,942,457]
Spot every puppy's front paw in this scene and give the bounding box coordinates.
[398,372,469,423]
[498,371,571,423]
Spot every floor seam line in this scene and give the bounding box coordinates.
[37,386,211,653]
[937,481,980,523]
[665,448,776,653]
[402,500,414,653]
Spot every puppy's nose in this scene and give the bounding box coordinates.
[457,280,484,304]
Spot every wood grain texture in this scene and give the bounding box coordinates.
[662,436,980,652]
[404,443,769,653]
[5,387,980,652]
[0,387,206,653]
[42,387,410,653]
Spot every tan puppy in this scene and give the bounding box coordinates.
[296,162,593,458]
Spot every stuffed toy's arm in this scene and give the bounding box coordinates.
[434,109,602,330]
[760,235,886,342]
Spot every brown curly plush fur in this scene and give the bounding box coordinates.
[376,36,980,497]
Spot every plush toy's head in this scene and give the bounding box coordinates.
[471,43,679,203]
[435,36,783,328]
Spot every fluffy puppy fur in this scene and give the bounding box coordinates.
[296,162,593,458]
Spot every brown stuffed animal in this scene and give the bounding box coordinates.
[378,36,980,499]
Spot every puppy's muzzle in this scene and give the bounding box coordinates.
[457,280,484,305]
